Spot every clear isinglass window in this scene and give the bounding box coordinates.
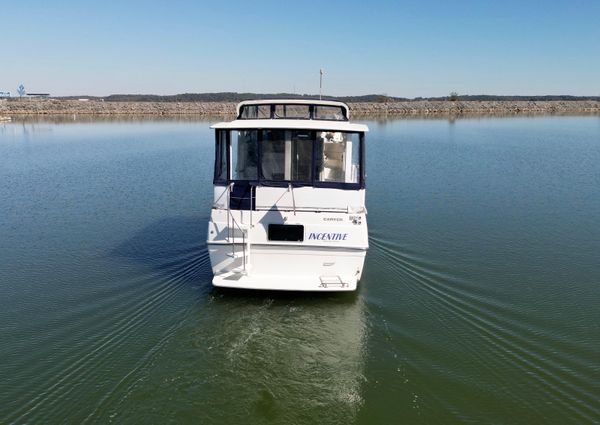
[316,132,360,183]
[231,130,258,180]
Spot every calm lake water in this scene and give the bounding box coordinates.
[1,116,599,424]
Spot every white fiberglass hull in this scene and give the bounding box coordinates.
[207,206,368,291]
[208,244,366,291]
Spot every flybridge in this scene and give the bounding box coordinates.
[236,99,350,121]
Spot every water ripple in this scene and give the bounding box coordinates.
[367,234,600,422]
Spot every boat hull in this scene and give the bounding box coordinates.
[207,207,368,291]
[208,243,366,291]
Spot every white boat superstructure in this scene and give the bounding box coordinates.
[207,99,369,291]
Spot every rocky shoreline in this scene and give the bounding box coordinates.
[2,99,599,117]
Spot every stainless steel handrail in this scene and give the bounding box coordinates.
[288,183,297,216]
[225,182,247,272]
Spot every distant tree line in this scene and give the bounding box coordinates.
[57,93,412,102]
[416,94,600,102]
[54,92,600,103]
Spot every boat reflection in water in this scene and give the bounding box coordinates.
[187,291,368,422]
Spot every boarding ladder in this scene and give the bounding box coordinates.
[220,183,252,274]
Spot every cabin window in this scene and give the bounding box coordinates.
[261,130,312,182]
[314,105,346,120]
[231,130,258,180]
[268,224,304,242]
[274,104,310,119]
[316,132,360,183]
[214,130,228,181]
[239,103,347,121]
[216,129,363,186]
[240,105,271,119]
[290,131,313,181]
[261,130,285,180]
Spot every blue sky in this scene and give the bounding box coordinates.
[2,0,599,97]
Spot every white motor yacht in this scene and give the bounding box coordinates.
[207,99,369,291]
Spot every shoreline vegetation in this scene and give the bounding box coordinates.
[2,98,600,117]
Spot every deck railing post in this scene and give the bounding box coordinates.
[289,183,297,216]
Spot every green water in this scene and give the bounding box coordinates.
[1,116,599,424]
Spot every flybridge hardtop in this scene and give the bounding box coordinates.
[210,119,368,133]
[237,99,351,120]
[211,99,368,132]
[206,99,369,291]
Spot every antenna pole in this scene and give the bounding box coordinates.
[319,69,323,100]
